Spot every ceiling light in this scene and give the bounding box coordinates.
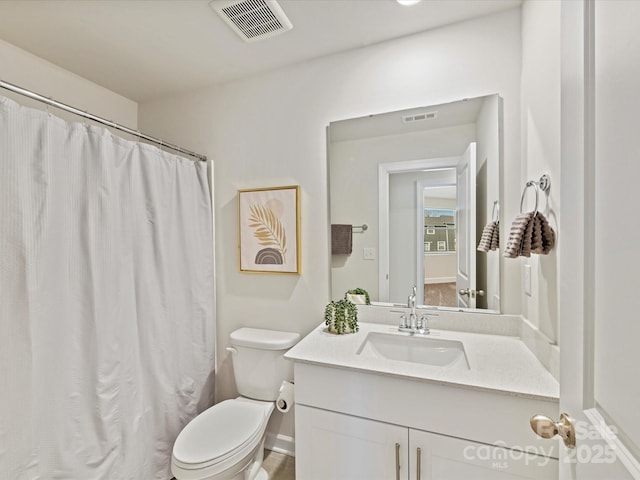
[396,0,421,5]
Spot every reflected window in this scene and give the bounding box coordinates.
[424,208,456,253]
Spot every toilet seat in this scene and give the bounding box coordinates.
[172,400,268,473]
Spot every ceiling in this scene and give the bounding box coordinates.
[0,0,521,102]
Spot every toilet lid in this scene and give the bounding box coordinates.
[173,400,265,467]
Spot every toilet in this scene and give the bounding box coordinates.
[171,327,300,480]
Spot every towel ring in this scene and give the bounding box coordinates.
[520,174,551,214]
[491,201,499,223]
[520,181,540,214]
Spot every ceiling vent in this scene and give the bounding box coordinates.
[402,111,438,124]
[211,0,293,43]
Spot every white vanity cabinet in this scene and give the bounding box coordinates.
[409,429,556,480]
[296,405,556,480]
[296,405,407,480]
[292,362,559,480]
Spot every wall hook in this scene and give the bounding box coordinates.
[538,174,551,193]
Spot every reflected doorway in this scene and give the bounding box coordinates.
[422,201,457,308]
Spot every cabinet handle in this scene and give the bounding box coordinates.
[395,443,400,480]
[416,447,421,480]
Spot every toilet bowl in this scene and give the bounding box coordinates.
[171,398,274,480]
[171,328,300,480]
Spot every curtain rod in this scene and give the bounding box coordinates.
[0,80,207,162]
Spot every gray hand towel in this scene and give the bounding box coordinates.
[331,224,353,255]
[520,213,536,257]
[504,211,555,258]
[531,212,555,254]
[477,221,499,252]
[504,212,534,258]
[490,222,500,251]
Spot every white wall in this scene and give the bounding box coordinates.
[424,254,456,283]
[139,8,523,442]
[520,0,561,344]
[0,39,137,127]
[476,94,501,310]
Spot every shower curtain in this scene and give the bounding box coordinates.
[0,95,215,479]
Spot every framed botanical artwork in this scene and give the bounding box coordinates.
[238,185,301,274]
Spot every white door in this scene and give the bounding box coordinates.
[455,143,476,308]
[554,1,640,478]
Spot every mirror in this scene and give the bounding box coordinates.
[329,94,501,312]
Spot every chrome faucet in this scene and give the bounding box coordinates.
[407,285,417,327]
[396,286,432,335]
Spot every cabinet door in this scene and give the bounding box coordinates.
[409,429,558,480]
[296,405,409,480]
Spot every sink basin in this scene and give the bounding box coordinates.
[356,332,469,370]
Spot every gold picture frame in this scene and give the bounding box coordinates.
[238,185,301,274]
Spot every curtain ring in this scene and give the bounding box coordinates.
[520,181,539,214]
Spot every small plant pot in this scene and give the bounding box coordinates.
[345,293,367,305]
[327,323,356,334]
[345,288,370,305]
[324,298,359,335]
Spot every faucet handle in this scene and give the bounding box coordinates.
[391,309,409,328]
[417,314,431,334]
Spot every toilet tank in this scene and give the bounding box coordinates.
[229,328,300,401]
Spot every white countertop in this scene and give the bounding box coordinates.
[285,321,559,402]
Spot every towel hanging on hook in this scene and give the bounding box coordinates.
[504,175,555,258]
[331,224,353,255]
[477,201,500,252]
